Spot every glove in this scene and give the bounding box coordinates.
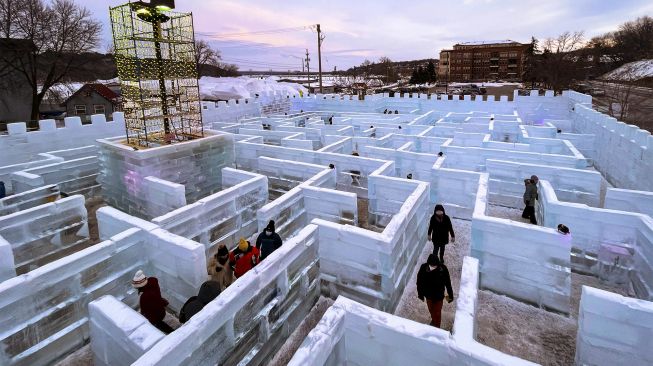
[447,296,454,303]
[450,236,456,243]
[418,295,424,302]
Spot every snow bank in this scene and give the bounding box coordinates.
[601,59,653,81]
[199,76,307,100]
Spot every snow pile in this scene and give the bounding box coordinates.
[601,59,653,81]
[199,76,307,100]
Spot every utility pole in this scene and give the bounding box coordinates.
[317,24,325,94]
[305,48,311,89]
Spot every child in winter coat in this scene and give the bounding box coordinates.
[229,238,260,279]
[208,244,233,290]
[132,270,173,334]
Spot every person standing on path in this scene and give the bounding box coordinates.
[132,270,174,334]
[521,175,539,225]
[256,220,283,261]
[428,204,455,263]
[416,254,454,328]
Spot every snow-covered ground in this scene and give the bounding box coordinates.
[199,76,307,100]
[601,59,653,81]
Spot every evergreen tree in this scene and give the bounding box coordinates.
[426,61,436,83]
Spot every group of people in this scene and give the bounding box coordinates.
[383,109,399,114]
[131,220,284,333]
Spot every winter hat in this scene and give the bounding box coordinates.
[132,270,148,288]
[238,237,249,251]
[216,245,229,258]
[427,254,441,266]
[266,220,275,232]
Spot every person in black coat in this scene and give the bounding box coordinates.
[427,204,455,263]
[256,220,283,261]
[416,254,454,328]
[179,281,221,323]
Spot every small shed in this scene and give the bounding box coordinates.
[62,84,121,121]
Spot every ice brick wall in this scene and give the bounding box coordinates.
[571,103,653,192]
[604,188,653,218]
[143,177,186,218]
[288,296,536,366]
[537,180,653,299]
[303,186,358,226]
[316,179,430,312]
[89,295,165,366]
[472,175,572,313]
[132,224,321,366]
[0,154,63,194]
[431,162,482,219]
[0,194,89,275]
[0,184,59,216]
[0,228,146,366]
[0,236,16,282]
[10,156,100,198]
[151,169,268,257]
[575,286,653,366]
[0,114,124,167]
[97,131,235,219]
[486,159,602,207]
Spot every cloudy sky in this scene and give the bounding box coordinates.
[88,0,653,71]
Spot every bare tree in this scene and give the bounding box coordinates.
[538,31,586,93]
[599,65,645,122]
[0,0,101,120]
[195,39,221,75]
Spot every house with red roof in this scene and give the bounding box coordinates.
[61,83,122,122]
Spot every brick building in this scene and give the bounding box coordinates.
[437,40,529,82]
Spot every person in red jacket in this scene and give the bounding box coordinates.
[132,270,173,334]
[229,238,260,279]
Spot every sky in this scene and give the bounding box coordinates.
[87,0,653,71]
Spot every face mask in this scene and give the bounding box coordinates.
[429,265,436,271]
[436,210,444,215]
[265,230,272,236]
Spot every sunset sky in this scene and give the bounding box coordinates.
[88,0,653,71]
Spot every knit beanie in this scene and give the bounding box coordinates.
[266,220,275,232]
[132,269,148,288]
[238,238,248,251]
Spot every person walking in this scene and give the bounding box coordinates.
[208,244,233,291]
[428,204,455,263]
[179,281,221,323]
[416,254,454,328]
[229,238,260,279]
[0,181,5,199]
[256,220,283,261]
[132,270,174,334]
[521,175,539,225]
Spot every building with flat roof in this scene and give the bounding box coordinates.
[438,40,529,82]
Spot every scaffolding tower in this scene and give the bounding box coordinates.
[110,1,204,148]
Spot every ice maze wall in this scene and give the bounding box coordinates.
[0,195,89,276]
[2,90,653,365]
[576,286,653,366]
[1,114,124,167]
[89,295,165,366]
[289,258,536,366]
[0,218,206,366]
[472,176,572,314]
[97,131,235,219]
[131,224,320,366]
[537,180,653,300]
